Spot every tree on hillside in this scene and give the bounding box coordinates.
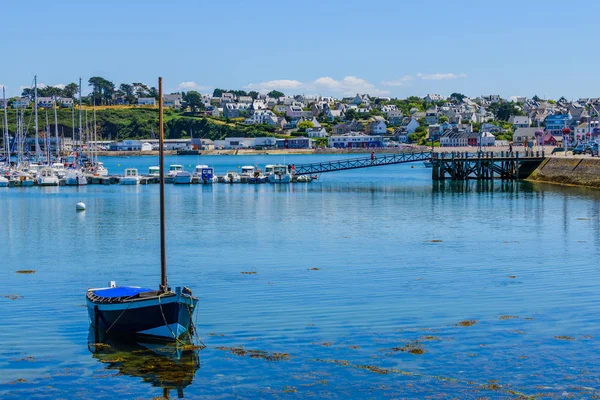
[132,82,149,98]
[213,88,225,97]
[298,120,314,132]
[88,77,115,105]
[248,91,259,100]
[489,102,523,121]
[344,109,358,120]
[148,87,159,99]
[439,116,449,123]
[268,90,284,98]
[119,84,136,104]
[63,83,79,99]
[450,93,466,102]
[183,91,204,111]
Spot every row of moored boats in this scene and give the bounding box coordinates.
[0,161,108,187]
[119,164,314,185]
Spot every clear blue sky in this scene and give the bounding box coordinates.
[1,0,597,100]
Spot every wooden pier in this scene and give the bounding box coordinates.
[432,151,545,181]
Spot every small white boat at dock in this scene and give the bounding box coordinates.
[224,171,241,183]
[52,163,67,179]
[269,165,292,183]
[120,168,141,185]
[148,166,160,177]
[36,167,60,186]
[166,164,184,183]
[65,169,88,186]
[194,165,217,183]
[174,170,192,184]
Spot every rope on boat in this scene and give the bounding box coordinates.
[105,301,133,334]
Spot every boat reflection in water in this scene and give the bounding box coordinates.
[88,329,201,399]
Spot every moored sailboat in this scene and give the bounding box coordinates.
[86,77,198,341]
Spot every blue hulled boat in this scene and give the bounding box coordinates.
[86,285,197,339]
[87,77,198,341]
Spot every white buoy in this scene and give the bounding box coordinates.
[76,202,86,211]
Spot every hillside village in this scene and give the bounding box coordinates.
[4,84,600,150]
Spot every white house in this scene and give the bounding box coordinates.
[37,97,54,108]
[328,133,385,148]
[138,97,156,106]
[163,94,182,108]
[220,93,235,104]
[394,129,410,143]
[60,98,74,108]
[109,140,142,151]
[213,137,256,149]
[306,127,328,138]
[508,115,531,129]
[479,132,496,147]
[12,97,30,108]
[401,118,420,134]
[367,119,387,135]
[425,94,444,103]
[245,109,276,125]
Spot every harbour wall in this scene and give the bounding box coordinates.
[527,157,600,188]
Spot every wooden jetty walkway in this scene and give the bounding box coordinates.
[431,151,545,180]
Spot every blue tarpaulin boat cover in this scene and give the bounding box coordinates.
[91,287,154,299]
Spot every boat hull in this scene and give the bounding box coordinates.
[87,288,197,340]
[119,177,139,185]
[37,177,59,186]
[269,174,291,183]
[174,174,192,184]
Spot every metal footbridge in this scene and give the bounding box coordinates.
[293,151,432,175]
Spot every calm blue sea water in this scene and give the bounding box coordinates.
[1,154,600,399]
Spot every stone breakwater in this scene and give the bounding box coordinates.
[527,157,600,188]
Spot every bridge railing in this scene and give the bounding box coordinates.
[293,151,432,175]
[433,150,545,160]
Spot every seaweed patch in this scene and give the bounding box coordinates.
[456,320,478,327]
[216,346,290,361]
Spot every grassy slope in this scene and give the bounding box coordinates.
[4,107,277,141]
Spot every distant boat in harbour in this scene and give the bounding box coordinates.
[120,168,141,185]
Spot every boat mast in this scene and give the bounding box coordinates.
[34,75,39,163]
[78,78,82,163]
[93,104,97,164]
[158,77,167,292]
[54,97,59,160]
[85,110,88,161]
[71,104,75,151]
[2,86,9,165]
[45,109,50,162]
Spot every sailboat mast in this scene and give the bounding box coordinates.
[71,104,75,149]
[78,77,82,162]
[45,109,50,162]
[158,77,167,292]
[93,104,97,164]
[3,86,9,164]
[34,75,39,163]
[85,109,89,161]
[54,97,59,160]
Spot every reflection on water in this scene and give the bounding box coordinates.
[2,155,600,398]
[88,329,201,399]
